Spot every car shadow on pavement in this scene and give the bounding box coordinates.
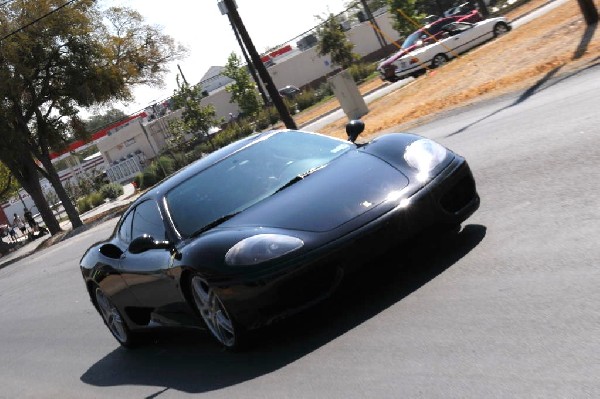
[446,23,599,138]
[80,224,486,395]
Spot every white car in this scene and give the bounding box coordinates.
[389,17,511,80]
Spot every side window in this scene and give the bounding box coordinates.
[118,211,134,243]
[131,200,167,241]
[428,23,445,36]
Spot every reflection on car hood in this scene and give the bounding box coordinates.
[221,151,409,232]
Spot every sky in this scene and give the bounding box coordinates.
[101,0,350,115]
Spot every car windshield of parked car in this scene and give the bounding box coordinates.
[401,30,424,49]
[165,131,353,238]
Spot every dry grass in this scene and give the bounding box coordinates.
[297,0,600,140]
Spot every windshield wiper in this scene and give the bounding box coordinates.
[189,211,240,238]
[274,165,325,194]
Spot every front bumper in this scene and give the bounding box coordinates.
[220,156,480,329]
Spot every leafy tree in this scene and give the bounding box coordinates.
[222,53,262,118]
[85,108,127,133]
[388,0,427,37]
[0,162,20,204]
[0,1,186,234]
[315,13,359,69]
[170,75,222,149]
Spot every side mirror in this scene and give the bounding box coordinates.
[99,243,123,259]
[129,234,171,254]
[346,119,365,143]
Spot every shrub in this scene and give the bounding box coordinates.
[348,62,376,83]
[141,168,158,189]
[314,82,333,101]
[89,192,105,207]
[170,152,189,170]
[77,197,92,213]
[133,173,143,189]
[99,183,124,200]
[294,89,319,112]
[154,156,175,179]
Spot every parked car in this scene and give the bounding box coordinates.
[444,2,474,17]
[377,11,482,82]
[278,85,301,99]
[80,120,480,349]
[385,17,511,81]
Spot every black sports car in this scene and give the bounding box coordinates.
[80,121,480,349]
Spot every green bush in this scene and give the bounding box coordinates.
[141,168,158,189]
[348,62,377,84]
[255,108,275,131]
[77,197,92,213]
[294,89,319,112]
[154,156,175,179]
[314,82,333,101]
[89,192,105,207]
[99,183,124,200]
[133,173,143,189]
[170,152,189,170]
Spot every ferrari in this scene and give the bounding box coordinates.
[80,120,480,349]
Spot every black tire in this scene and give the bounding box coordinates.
[493,22,510,38]
[190,276,244,350]
[431,54,448,68]
[94,287,139,348]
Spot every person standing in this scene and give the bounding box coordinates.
[13,213,27,237]
[8,224,18,243]
[23,208,37,232]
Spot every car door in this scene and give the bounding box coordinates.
[441,22,475,55]
[118,199,183,316]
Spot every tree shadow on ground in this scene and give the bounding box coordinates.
[81,224,486,396]
[446,23,598,138]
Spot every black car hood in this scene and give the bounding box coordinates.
[222,151,409,232]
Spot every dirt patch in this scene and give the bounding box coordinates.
[297,0,600,139]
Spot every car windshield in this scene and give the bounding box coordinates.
[401,30,424,48]
[165,131,353,238]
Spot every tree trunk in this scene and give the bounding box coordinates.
[5,154,62,235]
[33,111,84,230]
[38,156,83,229]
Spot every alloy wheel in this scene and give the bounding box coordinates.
[95,288,129,344]
[191,276,237,348]
[432,54,447,68]
[494,23,509,37]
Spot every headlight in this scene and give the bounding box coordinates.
[225,234,304,266]
[404,139,448,182]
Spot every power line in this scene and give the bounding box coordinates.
[0,0,81,42]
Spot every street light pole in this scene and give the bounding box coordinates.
[221,0,297,129]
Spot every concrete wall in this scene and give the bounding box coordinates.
[200,87,241,120]
[96,118,153,164]
[346,13,402,56]
[245,12,402,91]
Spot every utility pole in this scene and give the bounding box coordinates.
[177,64,189,85]
[360,0,387,49]
[220,0,297,129]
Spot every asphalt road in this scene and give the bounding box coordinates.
[1,61,599,398]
